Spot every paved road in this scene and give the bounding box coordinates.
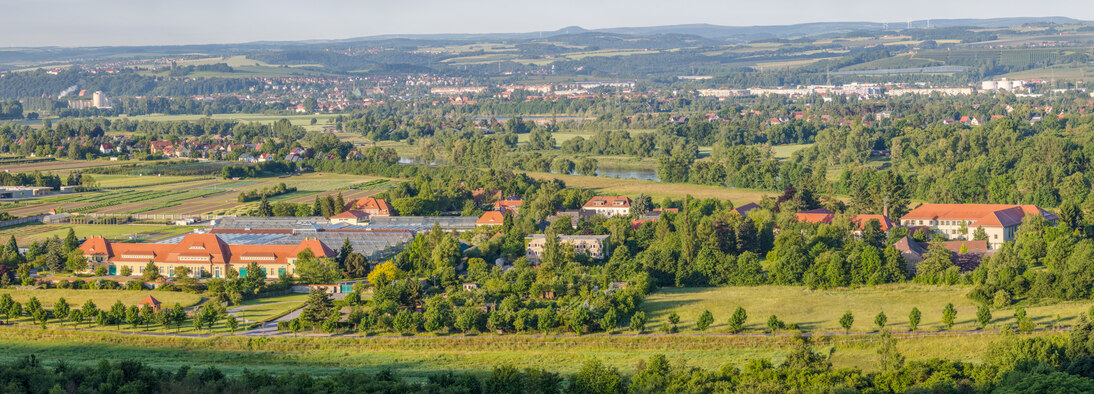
[240,307,303,336]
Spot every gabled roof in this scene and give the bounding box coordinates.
[732,202,761,216]
[854,214,895,231]
[584,196,631,209]
[796,208,834,224]
[353,197,393,213]
[139,295,161,307]
[901,204,1058,228]
[477,211,505,225]
[331,210,368,220]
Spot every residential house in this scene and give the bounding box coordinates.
[353,197,394,216]
[99,143,114,154]
[476,211,505,226]
[731,202,761,217]
[238,154,257,163]
[525,234,609,262]
[582,196,632,217]
[900,204,1058,249]
[795,208,835,224]
[495,199,523,214]
[330,210,369,225]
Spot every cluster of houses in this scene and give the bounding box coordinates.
[794,203,1059,274]
[76,185,1058,282]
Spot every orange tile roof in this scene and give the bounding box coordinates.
[353,197,393,215]
[79,234,333,265]
[477,211,505,225]
[796,208,834,224]
[854,214,895,231]
[901,204,1057,228]
[331,210,368,219]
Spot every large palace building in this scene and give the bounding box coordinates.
[79,233,334,279]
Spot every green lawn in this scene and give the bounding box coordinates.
[0,289,201,309]
[641,284,1092,333]
[234,293,307,323]
[0,325,1065,376]
[0,224,196,245]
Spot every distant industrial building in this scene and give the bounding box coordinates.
[981,78,1026,92]
[0,186,52,199]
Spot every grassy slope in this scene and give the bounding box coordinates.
[0,326,1063,376]
[0,289,201,309]
[641,284,1090,333]
[0,224,195,244]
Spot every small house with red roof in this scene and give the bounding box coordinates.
[138,295,163,311]
[476,211,505,226]
[330,210,369,225]
[353,197,393,216]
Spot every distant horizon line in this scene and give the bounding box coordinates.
[1,15,1085,50]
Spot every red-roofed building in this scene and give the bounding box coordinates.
[330,210,369,225]
[853,214,896,231]
[79,234,334,279]
[495,199,523,214]
[900,204,1058,249]
[138,295,163,311]
[582,196,632,217]
[477,211,505,226]
[796,208,835,224]
[353,197,394,216]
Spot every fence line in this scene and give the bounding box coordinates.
[0,214,47,228]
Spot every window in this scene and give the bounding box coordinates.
[994,234,999,239]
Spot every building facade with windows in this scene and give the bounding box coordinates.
[78,234,334,279]
[582,196,632,217]
[899,204,1058,249]
[525,234,609,262]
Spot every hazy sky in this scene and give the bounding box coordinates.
[3,0,1092,47]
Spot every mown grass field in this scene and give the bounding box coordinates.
[0,326,1065,376]
[233,293,307,323]
[110,113,338,132]
[641,284,1092,333]
[0,224,195,244]
[0,173,394,217]
[0,289,201,309]
[526,171,773,204]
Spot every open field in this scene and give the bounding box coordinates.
[641,284,1092,333]
[0,289,201,309]
[0,158,138,174]
[0,326,1066,376]
[232,293,307,323]
[0,224,196,244]
[526,171,773,203]
[0,173,394,217]
[111,113,338,132]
